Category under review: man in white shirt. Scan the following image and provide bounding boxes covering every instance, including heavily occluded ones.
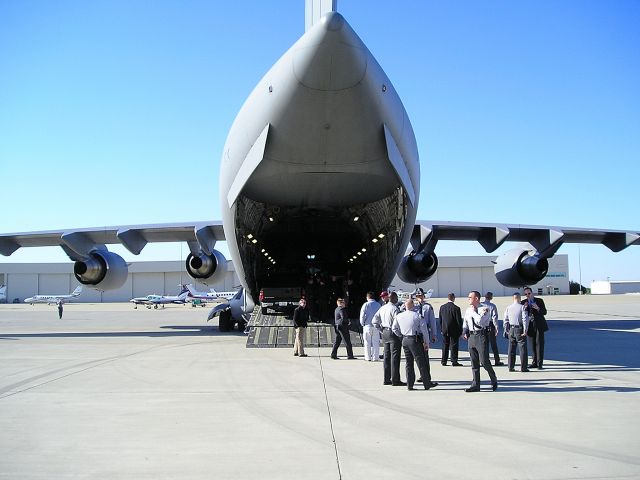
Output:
[392,299,438,391]
[372,291,405,386]
[462,291,498,392]
[360,291,381,361]
[503,293,529,372]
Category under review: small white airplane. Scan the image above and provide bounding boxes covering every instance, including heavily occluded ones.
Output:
[130,285,189,309]
[395,288,434,303]
[184,284,238,304]
[24,286,82,305]
[0,284,7,303]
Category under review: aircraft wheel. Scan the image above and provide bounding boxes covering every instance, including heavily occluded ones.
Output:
[154,304,158,309]
[219,310,232,332]
[236,319,246,331]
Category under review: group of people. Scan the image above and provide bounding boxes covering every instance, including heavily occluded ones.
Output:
[292,286,549,392]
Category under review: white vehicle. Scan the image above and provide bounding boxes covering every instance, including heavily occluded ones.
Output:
[24,286,82,305]
[1,3,638,332]
[130,286,189,309]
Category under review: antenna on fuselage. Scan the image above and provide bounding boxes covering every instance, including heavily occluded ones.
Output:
[305,0,337,32]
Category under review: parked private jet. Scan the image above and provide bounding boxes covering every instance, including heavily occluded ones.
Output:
[24,286,82,305]
[0,2,638,331]
[130,286,189,309]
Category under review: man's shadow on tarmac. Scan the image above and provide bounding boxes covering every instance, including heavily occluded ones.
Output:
[444,318,640,392]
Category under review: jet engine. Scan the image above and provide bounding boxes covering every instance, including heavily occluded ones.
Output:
[397,251,439,284]
[494,248,549,288]
[185,249,227,283]
[73,250,128,290]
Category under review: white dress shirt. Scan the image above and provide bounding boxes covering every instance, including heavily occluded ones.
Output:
[463,305,491,334]
[372,302,399,329]
[481,300,499,330]
[392,310,430,346]
[360,299,381,327]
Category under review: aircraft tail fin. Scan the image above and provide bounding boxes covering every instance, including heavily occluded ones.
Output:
[305,0,337,32]
[71,286,82,296]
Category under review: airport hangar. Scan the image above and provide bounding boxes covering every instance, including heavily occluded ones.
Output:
[0,254,569,303]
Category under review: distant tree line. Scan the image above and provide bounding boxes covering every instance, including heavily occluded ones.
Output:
[569,281,589,295]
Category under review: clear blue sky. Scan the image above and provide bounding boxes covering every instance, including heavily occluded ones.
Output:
[1,0,639,286]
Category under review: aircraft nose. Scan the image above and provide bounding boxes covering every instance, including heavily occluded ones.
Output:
[293,12,367,91]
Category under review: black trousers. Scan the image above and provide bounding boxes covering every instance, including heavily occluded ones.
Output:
[529,329,545,367]
[382,328,402,383]
[508,326,528,370]
[402,336,431,389]
[441,333,460,364]
[331,326,354,358]
[488,325,501,363]
[468,333,497,388]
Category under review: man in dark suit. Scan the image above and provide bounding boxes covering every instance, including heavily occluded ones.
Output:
[438,293,463,366]
[521,287,549,369]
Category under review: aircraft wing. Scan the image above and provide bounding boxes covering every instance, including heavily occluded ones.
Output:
[0,221,225,259]
[412,220,640,256]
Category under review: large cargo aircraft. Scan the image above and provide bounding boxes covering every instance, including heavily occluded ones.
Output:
[0,1,638,330]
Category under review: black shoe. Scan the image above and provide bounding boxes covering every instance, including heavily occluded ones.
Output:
[537,365,543,370]
[521,368,530,372]
[383,381,392,385]
[441,362,447,366]
[425,382,438,390]
[347,357,357,360]
[529,363,538,369]
[392,381,407,386]
[299,354,308,357]
[330,356,339,359]
[492,383,498,391]
[407,386,415,391]
[294,352,299,356]
[465,387,480,393]
[508,368,515,372]
[417,377,423,383]
[452,362,463,367]
[495,361,505,366]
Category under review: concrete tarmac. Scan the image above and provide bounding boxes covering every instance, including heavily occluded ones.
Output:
[1,295,639,479]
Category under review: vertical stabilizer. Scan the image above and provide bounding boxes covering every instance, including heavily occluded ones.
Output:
[305,0,337,32]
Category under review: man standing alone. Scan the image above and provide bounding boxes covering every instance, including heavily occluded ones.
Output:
[439,293,463,366]
[293,298,310,357]
[331,298,355,359]
[462,291,498,392]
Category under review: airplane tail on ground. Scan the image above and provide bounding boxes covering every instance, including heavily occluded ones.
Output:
[185,284,197,296]
[71,286,82,296]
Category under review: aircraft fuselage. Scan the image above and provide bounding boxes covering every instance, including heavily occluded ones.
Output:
[220,13,419,301]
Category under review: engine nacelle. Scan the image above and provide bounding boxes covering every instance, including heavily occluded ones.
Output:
[494,248,549,288]
[185,249,227,284]
[73,250,128,290]
[397,251,439,284]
